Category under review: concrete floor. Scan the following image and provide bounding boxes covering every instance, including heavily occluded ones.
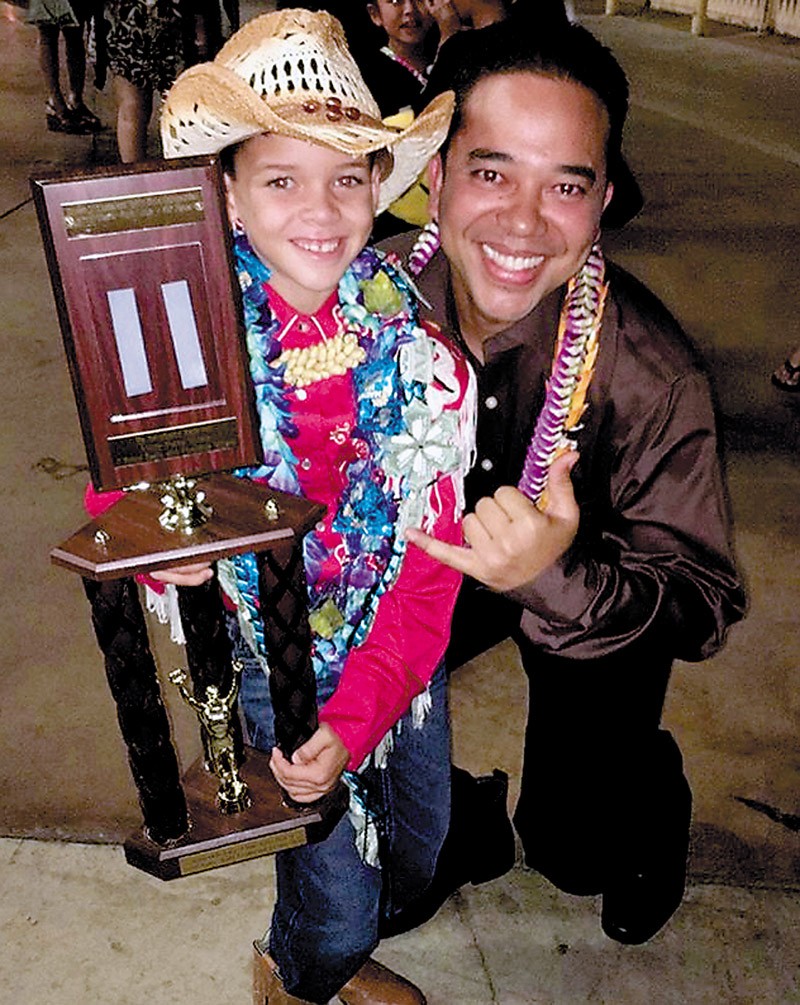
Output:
[1,1,799,1002]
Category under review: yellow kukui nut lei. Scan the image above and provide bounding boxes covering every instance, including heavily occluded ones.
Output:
[272,325,367,388]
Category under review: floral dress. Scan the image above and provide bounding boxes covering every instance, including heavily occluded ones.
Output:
[102,0,183,91]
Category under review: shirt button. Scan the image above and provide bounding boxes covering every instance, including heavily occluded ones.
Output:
[485,395,498,410]
[297,321,309,333]
[300,458,312,471]
[315,521,325,533]
[480,458,493,472]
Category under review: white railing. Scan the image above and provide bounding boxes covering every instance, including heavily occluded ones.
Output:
[605,0,800,36]
[774,0,800,35]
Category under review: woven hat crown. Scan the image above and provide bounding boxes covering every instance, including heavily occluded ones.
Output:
[222,10,381,118]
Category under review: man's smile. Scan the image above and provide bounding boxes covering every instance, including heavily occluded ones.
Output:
[480,243,546,274]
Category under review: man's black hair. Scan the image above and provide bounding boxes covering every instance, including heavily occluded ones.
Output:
[443,22,628,172]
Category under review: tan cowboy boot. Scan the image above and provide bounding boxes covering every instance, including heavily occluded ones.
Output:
[253,943,315,1005]
[338,958,426,1005]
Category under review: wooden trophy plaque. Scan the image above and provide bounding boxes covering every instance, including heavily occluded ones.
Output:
[32,159,345,879]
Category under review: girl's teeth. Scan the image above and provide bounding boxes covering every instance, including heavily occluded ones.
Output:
[298,240,338,253]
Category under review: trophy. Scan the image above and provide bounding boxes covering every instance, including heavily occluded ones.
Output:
[32,158,346,880]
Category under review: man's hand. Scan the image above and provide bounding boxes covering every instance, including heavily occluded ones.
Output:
[270,724,349,803]
[150,562,214,587]
[405,452,580,592]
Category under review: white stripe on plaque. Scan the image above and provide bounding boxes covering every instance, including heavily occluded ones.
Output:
[107,287,153,397]
[161,280,208,390]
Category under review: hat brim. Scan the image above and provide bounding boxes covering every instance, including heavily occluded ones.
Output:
[161,62,453,214]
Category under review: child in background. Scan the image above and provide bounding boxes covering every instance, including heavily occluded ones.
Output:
[158,10,472,1004]
[361,0,436,116]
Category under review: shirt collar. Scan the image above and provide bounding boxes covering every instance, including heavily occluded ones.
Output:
[267,284,340,334]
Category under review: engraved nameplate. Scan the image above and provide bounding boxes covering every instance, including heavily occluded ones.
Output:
[108,416,239,466]
[178,829,307,876]
[63,188,205,238]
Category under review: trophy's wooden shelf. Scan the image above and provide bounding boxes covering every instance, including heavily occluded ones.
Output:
[124,747,347,880]
[51,473,325,580]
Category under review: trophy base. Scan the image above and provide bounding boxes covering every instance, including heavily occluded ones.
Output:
[123,746,347,880]
[51,473,325,581]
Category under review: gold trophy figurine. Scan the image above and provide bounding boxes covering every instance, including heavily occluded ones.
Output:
[169,661,252,814]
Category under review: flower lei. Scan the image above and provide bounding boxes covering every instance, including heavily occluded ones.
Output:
[517,242,607,507]
[222,232,470,863]
[408,224,607,505]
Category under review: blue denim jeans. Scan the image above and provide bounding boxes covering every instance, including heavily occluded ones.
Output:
[233,623,451,1003]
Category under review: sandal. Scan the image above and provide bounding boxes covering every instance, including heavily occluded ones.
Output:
[66,102,103,132]
[45,100,87,135]
[771,357,800,392]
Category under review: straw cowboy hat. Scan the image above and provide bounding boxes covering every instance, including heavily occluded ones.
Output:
[160,9,454,214]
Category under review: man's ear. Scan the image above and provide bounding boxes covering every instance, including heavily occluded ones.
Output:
[366,3,383,28]
[602,180,614,214]
[427,152,443,222]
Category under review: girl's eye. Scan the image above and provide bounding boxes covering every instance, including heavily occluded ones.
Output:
[266,176,292,189]
[338,174,366,188]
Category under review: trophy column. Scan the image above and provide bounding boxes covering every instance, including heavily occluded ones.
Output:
[84,576,189,845]
[256,542,319,757]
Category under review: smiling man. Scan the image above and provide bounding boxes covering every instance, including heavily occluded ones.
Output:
[391,23,746,945]
[432,69,611,360]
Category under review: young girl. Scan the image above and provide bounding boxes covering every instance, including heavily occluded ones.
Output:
[158,11,472,1004]
[362,0,435,116]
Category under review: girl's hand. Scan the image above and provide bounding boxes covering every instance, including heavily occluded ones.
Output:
[270,724,349,802]
[150,562,214,586]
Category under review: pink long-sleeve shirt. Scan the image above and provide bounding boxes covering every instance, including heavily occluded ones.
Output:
[87,284,471,771]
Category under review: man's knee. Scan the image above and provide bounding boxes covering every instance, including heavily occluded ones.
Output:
[513,727,692,893]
